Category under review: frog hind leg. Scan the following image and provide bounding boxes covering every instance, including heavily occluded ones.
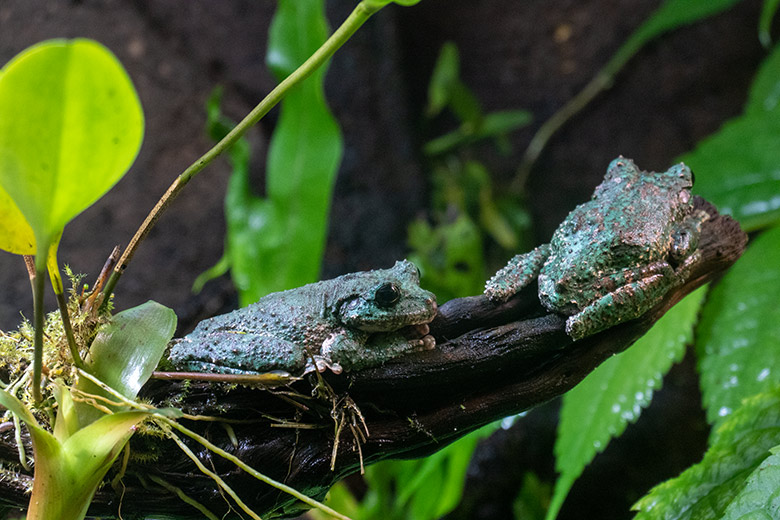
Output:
[565,270,674,340]
[485,244,551,302]
[170,333,308,375]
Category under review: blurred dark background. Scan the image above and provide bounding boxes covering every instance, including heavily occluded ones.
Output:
[0,1,768,518]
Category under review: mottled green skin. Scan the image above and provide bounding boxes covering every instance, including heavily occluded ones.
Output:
[485,157,707,339]
[170,260,437,375]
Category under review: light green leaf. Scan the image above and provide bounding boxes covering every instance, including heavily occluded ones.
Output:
[0,39,143,256]
[697,226,780,428]
[719,446,780,519]
[759,0,780,47]
[547,288,706,520]
[633,387,780,519]
[0,183,35,255]
[0,386,149,520]
[53,382,79,442]
[77,300,176,425]
[29,409,148,520]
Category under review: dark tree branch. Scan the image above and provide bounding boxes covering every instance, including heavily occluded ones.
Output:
[0,198,746,519]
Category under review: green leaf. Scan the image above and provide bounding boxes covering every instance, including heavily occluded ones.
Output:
[719,446,780,519]
[359,423,499,519]
[0,386,149,520]
[201,0,343,306]
[408,212,486,302]
[257,0,343,300]
[681,42,780,232]
[77,300,176,425]
[0,183,35,255]
[29,409,149,520]
[746,40,780,116]
[547,288,707,520]
[696,226,780,428]
[609,0,742,70]
[424,110,532,156]
[759,0,780,47]
[633,387,780,519]
[0,39,143,257]
[426,41,459,118]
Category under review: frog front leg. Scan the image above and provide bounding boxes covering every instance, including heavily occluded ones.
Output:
[565,265,676,340]
[485,244,551,303]
[320,330,436,374]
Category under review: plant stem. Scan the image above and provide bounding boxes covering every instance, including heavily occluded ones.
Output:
[100,0,383,304]
[31,267,45,404]
[54,291,86,371]
[512,72,612,194]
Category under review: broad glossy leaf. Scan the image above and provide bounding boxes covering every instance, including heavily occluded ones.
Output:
[242,0,342,302]
[633,388,780,519]
[720,446,780,519]
[0,183,34,254]
[547,288,706,520]
[681,42,780,232]
[697,227,780,428]
[77,300,176,425]
[0,39,143,252]
[683,115,780,232]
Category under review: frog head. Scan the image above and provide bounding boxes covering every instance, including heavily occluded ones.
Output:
[335,260,438,333]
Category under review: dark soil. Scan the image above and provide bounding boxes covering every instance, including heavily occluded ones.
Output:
[0,0,768,518]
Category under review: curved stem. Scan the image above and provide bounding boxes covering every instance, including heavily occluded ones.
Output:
[512,72,612,194]
[101,0,383,304]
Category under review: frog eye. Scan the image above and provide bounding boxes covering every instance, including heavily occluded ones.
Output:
[374,282,401,308]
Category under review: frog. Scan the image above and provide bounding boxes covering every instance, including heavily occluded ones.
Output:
[169,260,438,376]
[485,156,708,340]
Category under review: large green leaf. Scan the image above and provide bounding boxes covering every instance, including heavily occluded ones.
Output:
[76,300,176,425]
[633,387,780,519]
[682,42,780,232]
[0,39,143,256]
[255,0,343,301]
[547,288,706,520]
[696,227,780,428]
[719,446,780,519]
[198,0,343,306]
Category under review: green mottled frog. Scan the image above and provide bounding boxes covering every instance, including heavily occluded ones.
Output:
[170,260,437,375]
[485,157,707,339]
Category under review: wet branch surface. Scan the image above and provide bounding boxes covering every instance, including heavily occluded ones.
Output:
[0,198,747,519]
